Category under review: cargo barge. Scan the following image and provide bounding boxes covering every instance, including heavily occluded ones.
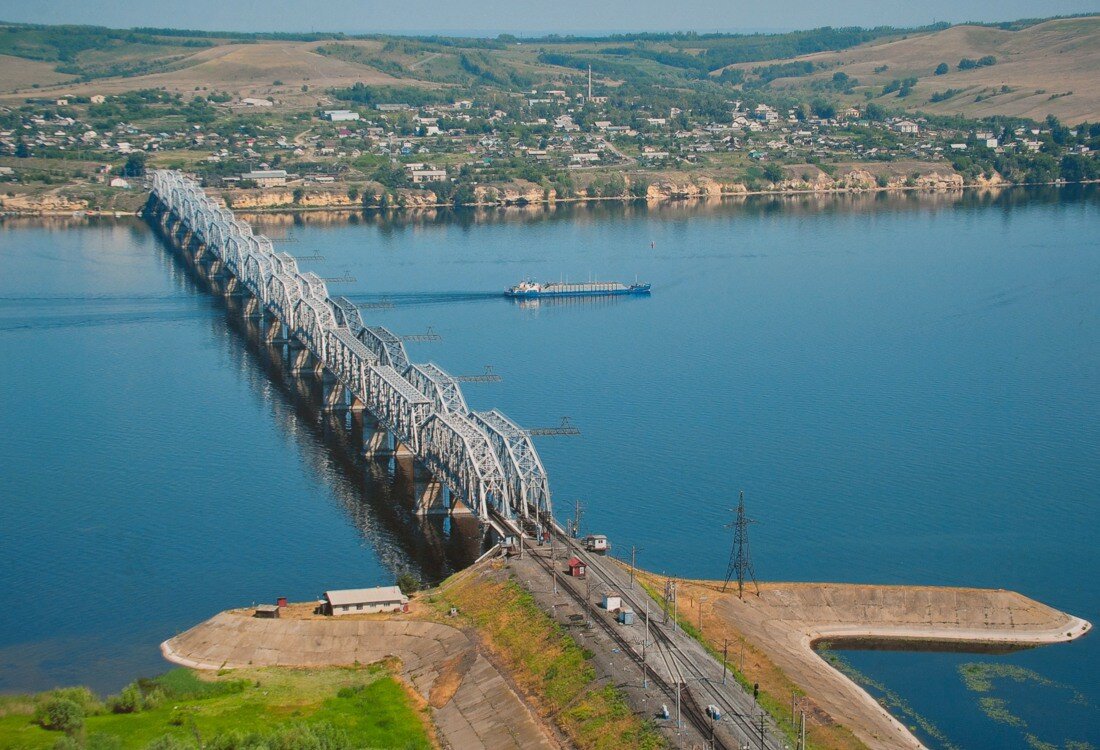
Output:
[505,279,651,298]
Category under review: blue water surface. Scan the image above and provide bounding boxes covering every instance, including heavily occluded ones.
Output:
[1,187,1097,749]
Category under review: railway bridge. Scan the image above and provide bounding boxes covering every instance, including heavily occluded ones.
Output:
[145,170,551,535]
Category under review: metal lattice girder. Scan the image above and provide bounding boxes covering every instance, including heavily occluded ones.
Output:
[298,271,330,303]
[418,411,511,518]
[357,326,410,373]
[265,272,303,329]
[293,295,337,361]
[368,365,432,452]
[242,250,275,303]
[405,362,469,415]
[271,252,299,277]
[326,328,378,398]
[471,409,553,520]
[330,296,365,333]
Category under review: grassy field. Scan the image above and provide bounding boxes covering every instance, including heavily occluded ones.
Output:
[0,665,434,750]
[435,562,666,750]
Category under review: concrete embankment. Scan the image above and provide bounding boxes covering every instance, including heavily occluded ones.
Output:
[672,579,1091,750]
[161,607,560,750]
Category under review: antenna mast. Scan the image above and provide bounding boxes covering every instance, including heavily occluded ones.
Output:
[588,64,592,100]
[723,490,759,599]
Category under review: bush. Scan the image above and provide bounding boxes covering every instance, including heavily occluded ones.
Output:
[934,62,949,75]
[107,684,143,713]
[37,697,84,734]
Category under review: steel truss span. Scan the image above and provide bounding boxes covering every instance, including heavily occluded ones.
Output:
[147,170,552,524]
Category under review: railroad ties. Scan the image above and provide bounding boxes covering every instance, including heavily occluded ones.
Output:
[145,170,551,532]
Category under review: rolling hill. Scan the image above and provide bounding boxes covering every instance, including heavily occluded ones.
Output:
[723,17,1100,123]
[1,16,1097,123]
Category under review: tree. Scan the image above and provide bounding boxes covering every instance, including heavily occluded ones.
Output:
[811,99,836,119]
[122,152,146,177]
[346,185,359,202]
[934,62,949,75]
[14,140,30,158]
[452,183,477,206]
[396,572,421,595]
[292,187,305,204]
[37,698,84,734]
[762,163,785,183]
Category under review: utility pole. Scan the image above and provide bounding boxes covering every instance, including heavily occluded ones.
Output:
[799,710,806,750]
[723,490,759,599]
[699,594,707,634]
[588,64,592,100]
[672,580,679,629]
[722,639,729,685]
[630,545,637,589]
[643,599,650,688]
[585,575,592,626]
[758,710,765,750]
[570,499,583,539]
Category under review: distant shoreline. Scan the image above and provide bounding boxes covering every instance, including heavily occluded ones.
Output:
[3,178,1096,218]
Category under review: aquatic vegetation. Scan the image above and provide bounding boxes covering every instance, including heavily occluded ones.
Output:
[816,649,960,750]
[976,697,1025,728]
[958,662,1095,750]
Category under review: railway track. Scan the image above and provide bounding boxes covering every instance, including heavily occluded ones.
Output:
[524,542,732,750]
[552,537,784,750]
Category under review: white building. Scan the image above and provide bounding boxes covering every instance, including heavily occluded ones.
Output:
[241,169,289,187]
[324,110,360,122]
[410,169,447,183]
[324,586,409,615]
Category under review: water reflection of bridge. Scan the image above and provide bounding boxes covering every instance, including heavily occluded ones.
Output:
[145,170,553,550]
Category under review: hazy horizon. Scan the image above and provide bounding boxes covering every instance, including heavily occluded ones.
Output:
[0,0,1098,36]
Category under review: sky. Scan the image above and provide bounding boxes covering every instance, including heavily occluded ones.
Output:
[0,0,1097,35]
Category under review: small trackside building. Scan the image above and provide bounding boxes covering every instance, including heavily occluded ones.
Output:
[324,586,409,615]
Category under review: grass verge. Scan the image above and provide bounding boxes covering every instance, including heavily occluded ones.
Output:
[433,561,666,750]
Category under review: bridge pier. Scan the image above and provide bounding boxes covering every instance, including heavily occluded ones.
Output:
[242,295,263,319]
[289,342,312,375]
[322,379,363,413]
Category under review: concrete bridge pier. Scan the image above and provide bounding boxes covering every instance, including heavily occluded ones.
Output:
[361,418,415,461]
[288,342,312,375]
[263,318,289,345]
[322,378,357,413]
[242,295,263,319]
[415,477,448,516]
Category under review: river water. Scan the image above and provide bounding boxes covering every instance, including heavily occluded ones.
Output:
[1,187,1097,749]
